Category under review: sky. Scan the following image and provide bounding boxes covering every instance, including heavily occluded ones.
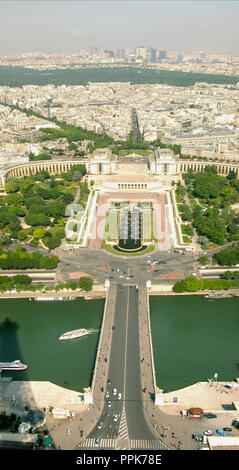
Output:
[0,1,239,54]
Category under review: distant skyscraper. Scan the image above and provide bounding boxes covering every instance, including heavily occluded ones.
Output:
[115,48,125,58]
[104,50,114,58]
[136,46,147,60]
[158,50,167,61]
[150,48,157,63]
[90,46,98,55]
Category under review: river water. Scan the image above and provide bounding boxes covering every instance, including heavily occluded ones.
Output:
[150,295,239,392]
[0,298,104,392]
[1,296,239,394]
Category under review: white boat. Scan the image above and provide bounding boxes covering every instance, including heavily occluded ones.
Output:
[0,360,27,371]
[59,328,96,341]
[33,296,76,302]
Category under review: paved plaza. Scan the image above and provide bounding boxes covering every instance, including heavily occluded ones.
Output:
[89,192,170,251]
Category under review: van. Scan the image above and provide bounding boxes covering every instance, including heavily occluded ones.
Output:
[202,435,208,445]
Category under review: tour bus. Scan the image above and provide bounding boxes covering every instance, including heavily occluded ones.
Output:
[187,407,204,419]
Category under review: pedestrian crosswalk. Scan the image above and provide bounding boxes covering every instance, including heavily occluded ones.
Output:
[128,439,168,450]
[77,438,168,450]
[77,438,115,449]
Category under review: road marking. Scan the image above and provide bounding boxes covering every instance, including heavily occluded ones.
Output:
[123,286,130,402]
[77,438,116,448]
[77,438,168,450]
[118,407,129,440]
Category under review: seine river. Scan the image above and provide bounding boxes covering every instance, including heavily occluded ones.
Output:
[0,298,104,392]
[150,295,239,392]
[0,295,239,393]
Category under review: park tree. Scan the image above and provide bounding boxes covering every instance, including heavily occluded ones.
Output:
[25,213,50,227]
[214,247,239,266]
[5,179,19,193]
[33,228,46,239]
[43,236,62,250]
[78,276,93,291]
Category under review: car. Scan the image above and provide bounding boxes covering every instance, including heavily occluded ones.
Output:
[97,421,103,430]
[223,427,232,432]
[107,401,112,408]
[105,390,110,399]
[113,388,117,396]
[192,433,203,441]
[204,413,217,419]
[107,378,111,385]
[232,420,239,428]
[118,392,122,400]
[216,429,226,436]
[94,438,100,447]
[203,430,213,435]
[113,413,119,422]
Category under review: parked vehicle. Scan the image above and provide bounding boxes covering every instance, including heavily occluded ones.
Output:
[187,407,204,418]
[223,427,232,432]
[192,433,203,441]
[204,413,217,419]
[203,430,212,435]
[216,429,226,436]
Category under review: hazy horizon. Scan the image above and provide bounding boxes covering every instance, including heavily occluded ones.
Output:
[0,1,239,55]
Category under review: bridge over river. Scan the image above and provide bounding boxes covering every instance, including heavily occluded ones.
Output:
[78,283,168,450]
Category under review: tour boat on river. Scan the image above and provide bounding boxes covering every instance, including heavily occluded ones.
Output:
[32,296,77,302]
[0,360,27,371]
[59,328,96,341]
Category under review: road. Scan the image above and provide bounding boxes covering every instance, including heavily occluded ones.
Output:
[86,285,156,447]
[58,248,196,286]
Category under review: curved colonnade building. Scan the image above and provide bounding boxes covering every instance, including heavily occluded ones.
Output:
[0,147,239,189]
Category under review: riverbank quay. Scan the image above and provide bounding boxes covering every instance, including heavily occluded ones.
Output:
[157,380,239,415]
[149,283,239,297]
[0,380,86,412]
[0,284,106,300]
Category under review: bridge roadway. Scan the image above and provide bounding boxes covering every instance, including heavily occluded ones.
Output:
[77,283,168,450]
